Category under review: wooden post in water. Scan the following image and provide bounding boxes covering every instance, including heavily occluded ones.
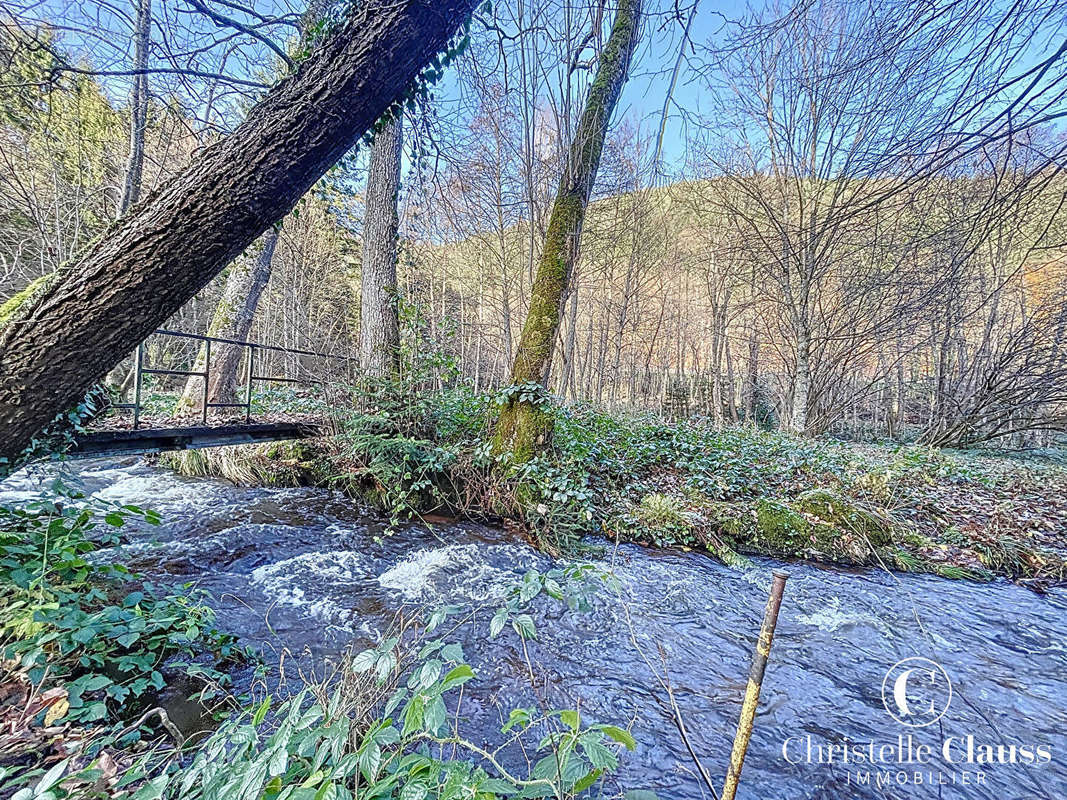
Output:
[722,569,789,800]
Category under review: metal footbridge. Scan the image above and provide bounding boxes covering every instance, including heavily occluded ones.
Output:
[69,328,350,457]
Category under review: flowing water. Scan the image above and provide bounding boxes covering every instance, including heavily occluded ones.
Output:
[3,458,1066,799]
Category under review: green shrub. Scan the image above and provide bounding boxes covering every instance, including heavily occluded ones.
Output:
[8,561,641,800]
[0,481,246,729]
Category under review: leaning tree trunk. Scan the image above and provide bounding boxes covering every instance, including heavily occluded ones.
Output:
[359,114,402,377]
[493,0,641,460]
[0,0,474,467]
[177,227,279,413]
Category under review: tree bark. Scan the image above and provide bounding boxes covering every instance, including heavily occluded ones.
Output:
[561,277,579,400]
[745,322,758,423]
[178,227,279,413]
[103,0,153,395]
[493,0,641,460]
[0,0,474,467]
[359,114,402,377]
[118,0,152,215]
[790,322,812,433]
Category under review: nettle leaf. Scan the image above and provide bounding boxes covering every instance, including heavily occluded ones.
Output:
[480,778,518,794]
[489,608,508,638]
[599,725,636,750]
[351,648,378,673]
[426,608,448,632]
[511,614,536,640]
[415,659,442,691]
[440,642,464,662]
[384,687,407,719]
[572,768,603,794]
[423,696,447,734]
[501,707,532,734]
[440,664,474,691]
[542,577,564,600]
[375,651,397,682]
[375,725,401,746]
[359,741,382,782]
[402,695,425,737]
[580,736,618,771]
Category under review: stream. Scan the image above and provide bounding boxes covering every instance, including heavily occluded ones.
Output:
[2,457,1065,799]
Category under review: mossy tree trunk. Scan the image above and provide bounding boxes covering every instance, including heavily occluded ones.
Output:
[0,0,475,467]
[177,227,279,413]
[359,114,402,378]
[493,0,642,461]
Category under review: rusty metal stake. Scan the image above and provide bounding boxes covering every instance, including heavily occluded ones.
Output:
[722,569,789,800]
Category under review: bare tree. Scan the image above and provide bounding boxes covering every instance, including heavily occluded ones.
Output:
[177,227,279,413]
[117,0,152,214]
[359,114,403,377]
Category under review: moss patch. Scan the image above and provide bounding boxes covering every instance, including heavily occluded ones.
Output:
[794,489,893,547]
[0,272,55,330]
[699,496,882,566]
[159,439,330,487]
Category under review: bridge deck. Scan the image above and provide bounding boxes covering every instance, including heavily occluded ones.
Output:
[69,422,323,458]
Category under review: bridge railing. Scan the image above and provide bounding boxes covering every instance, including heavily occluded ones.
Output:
[113,328,354,429]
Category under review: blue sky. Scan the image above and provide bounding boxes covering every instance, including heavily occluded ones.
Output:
[24,0,1065,176]
[26,0,741,167]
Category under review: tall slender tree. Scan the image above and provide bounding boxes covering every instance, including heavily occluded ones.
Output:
[0,0,476,467]
[493,0,642,459]
[117,0,152,214]
[359,114,403,376]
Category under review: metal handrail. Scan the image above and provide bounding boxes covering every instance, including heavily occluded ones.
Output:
[115,328,350,429]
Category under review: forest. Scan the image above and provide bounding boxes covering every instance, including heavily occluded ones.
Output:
[0,0,1066,798]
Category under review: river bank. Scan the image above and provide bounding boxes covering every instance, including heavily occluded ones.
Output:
[2,458,1066,798]
[160,392,1067,588]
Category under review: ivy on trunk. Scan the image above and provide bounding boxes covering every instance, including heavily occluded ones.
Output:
[0,0,475,468]
[493,0,642,461]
